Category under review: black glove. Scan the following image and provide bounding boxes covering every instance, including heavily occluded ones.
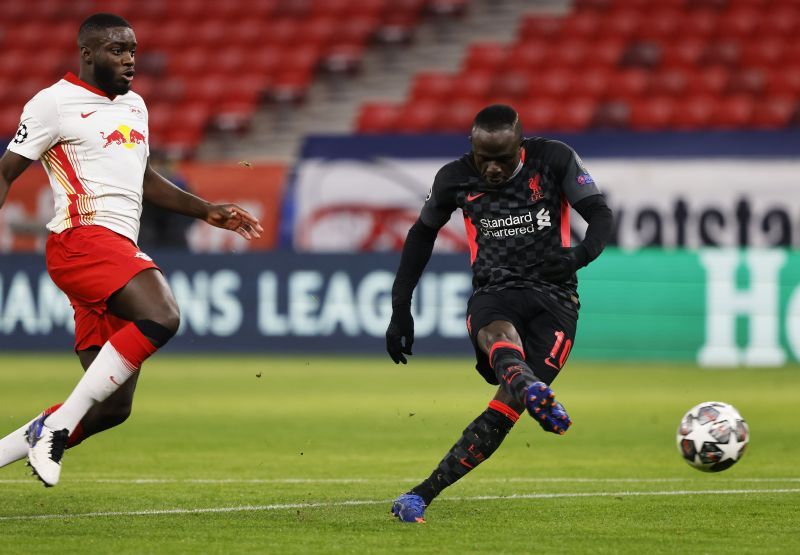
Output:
[538,246,587,283]
[386,305,414,364]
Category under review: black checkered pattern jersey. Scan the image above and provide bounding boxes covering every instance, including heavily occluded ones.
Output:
[420,137,602,313]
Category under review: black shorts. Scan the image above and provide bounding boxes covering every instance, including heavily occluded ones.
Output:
[466,288,578,386]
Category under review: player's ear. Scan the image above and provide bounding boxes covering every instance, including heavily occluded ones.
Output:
[80,46,93,65]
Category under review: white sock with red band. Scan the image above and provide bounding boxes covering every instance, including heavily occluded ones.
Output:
[45,323,157,434]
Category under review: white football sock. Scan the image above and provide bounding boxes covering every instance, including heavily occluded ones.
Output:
[45,342,137,434]
[0,420,32,467]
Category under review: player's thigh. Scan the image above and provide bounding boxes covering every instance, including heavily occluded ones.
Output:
[521,298,577,385]
[107,268,180,326]
[467,289,528,384]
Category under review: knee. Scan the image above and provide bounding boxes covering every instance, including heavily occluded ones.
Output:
[478,321,522,353]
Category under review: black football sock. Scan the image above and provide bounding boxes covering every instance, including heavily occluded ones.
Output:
[490,342,539,405]
[409,401,520,506]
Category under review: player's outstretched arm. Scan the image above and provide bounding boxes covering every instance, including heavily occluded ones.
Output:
[0,151,34,210]
[142,159,263,240]
[386,218,439,364]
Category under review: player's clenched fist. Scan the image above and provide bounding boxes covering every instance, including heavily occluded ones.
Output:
[386,306,414,364]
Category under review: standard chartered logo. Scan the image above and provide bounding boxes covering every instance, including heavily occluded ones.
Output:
[479,209,551,238]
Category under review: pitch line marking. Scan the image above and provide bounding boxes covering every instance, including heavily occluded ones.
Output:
[1,488,799,522]
[0,477,799,485]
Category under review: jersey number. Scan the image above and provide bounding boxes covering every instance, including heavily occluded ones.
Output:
[546,330,573,370]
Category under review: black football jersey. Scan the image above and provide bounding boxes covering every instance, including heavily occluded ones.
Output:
[420,137,602,312]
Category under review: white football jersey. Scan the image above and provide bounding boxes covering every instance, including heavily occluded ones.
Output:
[7,72,149,243]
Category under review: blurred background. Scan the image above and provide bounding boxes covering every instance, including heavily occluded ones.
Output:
[1,0,798,366]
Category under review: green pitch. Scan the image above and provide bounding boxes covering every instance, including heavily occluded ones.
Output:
[0,354,798,554]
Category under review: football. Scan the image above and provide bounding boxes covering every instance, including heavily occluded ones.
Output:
[676,402,749,472]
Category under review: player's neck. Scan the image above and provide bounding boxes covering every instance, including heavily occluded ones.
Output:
[76,70,114,98]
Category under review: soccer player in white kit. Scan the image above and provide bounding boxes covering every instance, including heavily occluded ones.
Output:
[0,13,263,486]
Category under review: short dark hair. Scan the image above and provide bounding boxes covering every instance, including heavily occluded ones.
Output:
[78,13,131,46]
[472,104,519,131]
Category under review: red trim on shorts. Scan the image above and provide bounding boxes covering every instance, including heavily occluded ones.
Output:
[463,215,479,265]
[561,197,571,247]
[488,400,521,423]
[64,72,116,100]
[109,322,158,370]
[489,341,525,366]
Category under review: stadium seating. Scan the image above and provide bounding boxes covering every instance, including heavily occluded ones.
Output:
[0,0,465,156]
[356,0,800,133]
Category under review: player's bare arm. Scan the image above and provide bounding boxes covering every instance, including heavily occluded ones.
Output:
[142,160,264,240]
[0,151,34,209]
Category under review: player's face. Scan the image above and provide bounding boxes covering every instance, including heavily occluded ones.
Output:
[470,128,522,187]
[90,27,137,96]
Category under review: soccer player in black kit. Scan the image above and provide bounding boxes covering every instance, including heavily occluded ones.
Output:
[386,105,613,522]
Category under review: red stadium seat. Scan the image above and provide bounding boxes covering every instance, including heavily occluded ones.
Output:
[168,47,209,77]
[751,96,797,129]
[304,17,338,49]
[591,39,626,67]
[701,41,741,67]
[672,95,716,130]
[739,38,786,69]
[634,8,682,40]
[660,38,706,68]
[686,66,730,97]
[517,16,565,41]
[766,65,800,97]
[395,101,441,133]
[546,39,592,69]
[620,41,661,69]
[251,47,284,75]
[712,95,755,128]
[717,7,760,40]
[613,69,651,100]
[591,100,630,129]
[356,102,401,133]
[410,72,457,102]
[650,68,689,98]
[518,99,559,132]
[534,68,574,98]
[463,43,508,72]
[727,68,767,96]
[680,9,719,38]
[556,97,596,132]
[452,71,494,102]
[493,70,530,99]
[757,6,800,37]
[602,9,641,39]
[438,99,483,132]
[562,13,602,37]
[508,41,551,71]
[629,96,677,130]
[574,67,613,100]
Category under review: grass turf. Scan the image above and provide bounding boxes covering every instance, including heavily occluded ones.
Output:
[0,354,798,554]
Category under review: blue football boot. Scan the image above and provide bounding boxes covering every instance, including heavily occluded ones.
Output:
[391,493,426,523]
[526,381,572,435]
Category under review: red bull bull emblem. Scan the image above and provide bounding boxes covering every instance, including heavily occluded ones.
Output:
[100,125,146,149]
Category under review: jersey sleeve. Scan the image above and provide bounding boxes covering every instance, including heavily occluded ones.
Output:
[559,144,602,205]
[6,89,60,160]
[419,163,460,229]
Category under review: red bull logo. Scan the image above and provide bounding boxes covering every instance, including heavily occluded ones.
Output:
[100,125,146,149]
